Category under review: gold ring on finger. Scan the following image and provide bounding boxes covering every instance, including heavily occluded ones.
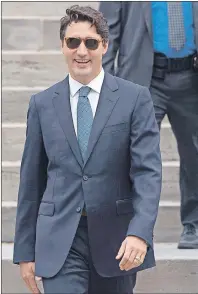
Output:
[134,256,143,264]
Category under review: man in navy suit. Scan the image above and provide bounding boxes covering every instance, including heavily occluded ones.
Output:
[13,5,162,294]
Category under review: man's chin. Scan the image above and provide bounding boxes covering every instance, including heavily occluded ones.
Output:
[73,68,92,77]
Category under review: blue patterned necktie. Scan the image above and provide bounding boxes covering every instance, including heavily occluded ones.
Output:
[77,86,93,161]
[167,2,185,51]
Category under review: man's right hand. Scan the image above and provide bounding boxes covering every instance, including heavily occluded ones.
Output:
[20,262,41,293]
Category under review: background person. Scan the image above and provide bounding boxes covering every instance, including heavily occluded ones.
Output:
[100,1,198,249]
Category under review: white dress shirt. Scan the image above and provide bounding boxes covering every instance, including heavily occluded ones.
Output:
[69,68,105,135]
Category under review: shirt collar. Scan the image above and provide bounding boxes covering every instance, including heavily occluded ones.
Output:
[69,68,105,97]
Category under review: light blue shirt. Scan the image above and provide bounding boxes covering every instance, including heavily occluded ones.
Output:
[151,1,196,57]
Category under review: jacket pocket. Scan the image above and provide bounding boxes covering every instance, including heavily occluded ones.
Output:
[116,198,133,215]
[102,123,129,134]
[38,202,55,216]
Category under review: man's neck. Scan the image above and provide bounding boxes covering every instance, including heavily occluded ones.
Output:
[70,69,102,85]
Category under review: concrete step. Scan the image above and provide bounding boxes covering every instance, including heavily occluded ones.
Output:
[2,1,99,17]
[2,243,198,293]
[2,204,182,243]
[2,89,32,123]
[2,19,61,51]
[2,165,179,202]
[2,125,179,162]
[2,53,67,87]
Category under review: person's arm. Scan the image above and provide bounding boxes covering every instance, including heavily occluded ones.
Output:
[99,1,122,74]
[127,86,162,247]
[13,95,48,264]
[116,86,162,271]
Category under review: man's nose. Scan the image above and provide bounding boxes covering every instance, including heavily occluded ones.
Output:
[77,41,88,56]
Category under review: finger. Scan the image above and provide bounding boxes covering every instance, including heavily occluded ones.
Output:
[28,276,41,293]
[23,275,40,294]
[35,276,42,281]
[123,250,138,271]
[119,248,133,269]
[126,251,146,271]
[139,252,146,264]
[30,263,41,292]
[134,251,146,265]
[116,241,126,260]
[23,276,33,293]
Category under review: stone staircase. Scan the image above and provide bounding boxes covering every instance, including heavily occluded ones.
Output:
[2,2,198,293]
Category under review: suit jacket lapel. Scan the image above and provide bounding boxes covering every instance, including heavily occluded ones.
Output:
[83,73,119,167]
[193,2,198,49]
[142,2,153,38]
[52,76,83,168]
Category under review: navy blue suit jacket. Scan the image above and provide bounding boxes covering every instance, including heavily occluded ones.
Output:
[13,73,162,278]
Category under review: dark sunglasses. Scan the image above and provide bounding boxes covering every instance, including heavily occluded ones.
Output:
[65,37,103,50]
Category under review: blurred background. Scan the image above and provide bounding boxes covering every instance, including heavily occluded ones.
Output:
[2,1,198,293]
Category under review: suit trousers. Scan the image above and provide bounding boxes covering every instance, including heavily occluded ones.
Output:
[42,216,137,294]
[150,69,198,227]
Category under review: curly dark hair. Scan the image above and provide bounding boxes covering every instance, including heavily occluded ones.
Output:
[60,5,109,44]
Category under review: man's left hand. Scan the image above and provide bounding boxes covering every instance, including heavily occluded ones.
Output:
[116,236,147,271]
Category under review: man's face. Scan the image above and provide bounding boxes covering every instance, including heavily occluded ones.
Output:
[62,21,108,84]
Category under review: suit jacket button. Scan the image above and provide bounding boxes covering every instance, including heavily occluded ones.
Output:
[83,175,88,181]
[76,207,81,213]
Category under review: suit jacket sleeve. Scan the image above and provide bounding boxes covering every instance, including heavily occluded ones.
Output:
[13,95,48,264]
[99,1,122,74]
[127,86,162,247]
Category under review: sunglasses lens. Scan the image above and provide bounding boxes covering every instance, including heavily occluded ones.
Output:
[85,39,99,50]
[66,38,81,49]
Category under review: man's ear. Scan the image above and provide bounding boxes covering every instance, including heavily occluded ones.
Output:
[60,40,64,53]
[102,41,109,55]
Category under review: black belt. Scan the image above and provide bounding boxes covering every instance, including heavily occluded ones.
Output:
[153,52,197,79]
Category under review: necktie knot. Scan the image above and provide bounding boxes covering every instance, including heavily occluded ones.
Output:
[79,86,91,97]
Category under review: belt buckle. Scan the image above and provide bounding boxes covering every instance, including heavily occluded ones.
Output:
[168,58,180,72]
